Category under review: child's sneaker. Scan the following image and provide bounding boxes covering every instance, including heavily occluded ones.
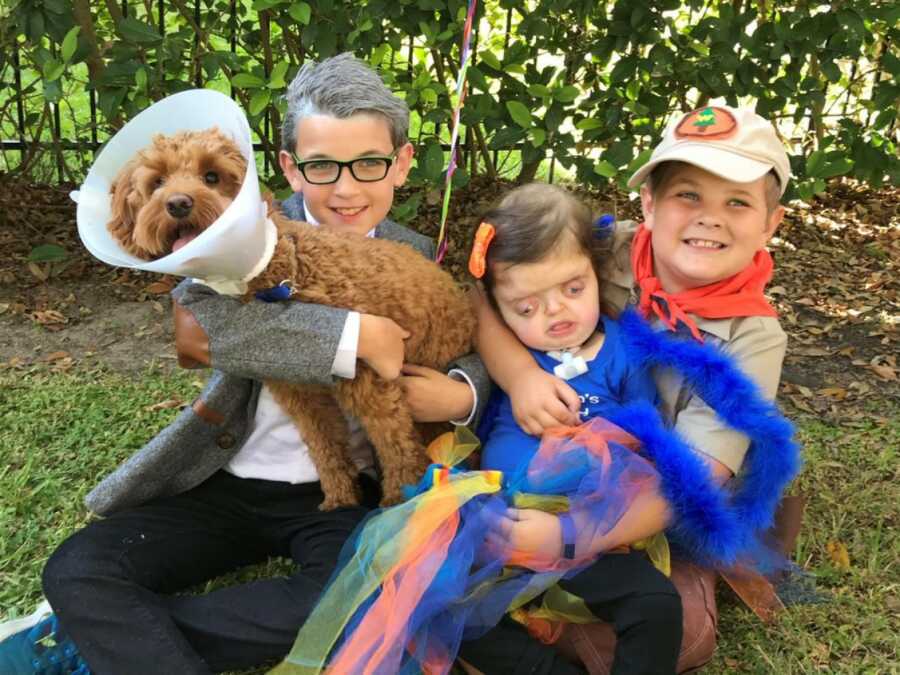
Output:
[0,600,53,642]
[0,612,90,674]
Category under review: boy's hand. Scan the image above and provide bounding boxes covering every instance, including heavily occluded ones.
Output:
[492,508,562,560]
[399,364,474,422]
[509,368,581,435]
[358,313,410,380]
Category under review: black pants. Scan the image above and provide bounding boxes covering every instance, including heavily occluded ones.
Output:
[42,471,369,675]
[459,551,683,675]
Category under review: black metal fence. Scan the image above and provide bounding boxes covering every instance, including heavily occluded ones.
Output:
[0,0,528,185]
[4,2,896,194]
[3,1,274,180]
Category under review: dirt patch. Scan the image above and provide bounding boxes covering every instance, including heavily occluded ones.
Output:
[0,179,178,371]
[0,281,175,372]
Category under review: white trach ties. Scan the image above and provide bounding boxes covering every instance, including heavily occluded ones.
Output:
[548,350,588,380]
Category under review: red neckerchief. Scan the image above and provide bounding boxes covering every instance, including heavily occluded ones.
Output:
[630,223,778,342]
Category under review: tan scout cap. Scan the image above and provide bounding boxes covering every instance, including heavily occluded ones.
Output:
[628,105,791,195]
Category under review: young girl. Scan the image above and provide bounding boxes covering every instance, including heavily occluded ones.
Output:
[460,183,682,675]
[274,183,797,675]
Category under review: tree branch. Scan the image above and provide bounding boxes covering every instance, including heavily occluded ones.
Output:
[72,0,106,83]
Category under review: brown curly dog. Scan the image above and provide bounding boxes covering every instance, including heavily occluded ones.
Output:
[106,128,475,508]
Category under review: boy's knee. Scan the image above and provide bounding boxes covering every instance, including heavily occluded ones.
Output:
[43,528,115,604]
[617,590,683,635]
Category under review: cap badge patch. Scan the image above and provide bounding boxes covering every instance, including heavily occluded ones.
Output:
[675,106,737,140]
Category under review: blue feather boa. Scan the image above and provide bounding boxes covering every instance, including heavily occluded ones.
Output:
[606,309,801,569]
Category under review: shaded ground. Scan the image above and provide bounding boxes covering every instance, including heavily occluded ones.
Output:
[1,176,897,418]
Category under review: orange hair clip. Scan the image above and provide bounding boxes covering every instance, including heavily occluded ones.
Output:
[468,221,495,279]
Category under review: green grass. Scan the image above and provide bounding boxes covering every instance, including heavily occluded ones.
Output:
[0,366,204,610]
[1,368,898,672]
[710,413,900,673]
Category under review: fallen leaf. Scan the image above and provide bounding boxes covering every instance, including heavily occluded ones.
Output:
[31,309,67,326]
[27,262,48,281]
[144,398,184,412]
[50,357,74,372]
[41,350,70,362]
[818,387,848,400]
[792,347,831,357]
[811,642,831,663]
[826,540,851,571]
[870,364,897,381]
[849,381,872,394]
[796,385,814,398]
[145,280,174,294]
[426,189,442,206]
[787,396,814,413]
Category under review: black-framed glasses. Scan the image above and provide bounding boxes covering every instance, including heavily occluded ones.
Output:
[291,151,397,185]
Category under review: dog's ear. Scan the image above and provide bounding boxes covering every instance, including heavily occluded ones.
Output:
[262,191,277,215]
[207,128,248,179]
[219,140,247,179]
[107,161,139,244]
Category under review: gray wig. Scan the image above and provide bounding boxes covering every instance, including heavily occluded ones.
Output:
[280,53,410,152]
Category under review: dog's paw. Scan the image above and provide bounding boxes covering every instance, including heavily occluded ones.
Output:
[378,487,403,507]
[318,493,360,511]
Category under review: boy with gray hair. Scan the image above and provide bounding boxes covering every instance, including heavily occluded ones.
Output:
[281,51,411,151]
[0,53,488,674]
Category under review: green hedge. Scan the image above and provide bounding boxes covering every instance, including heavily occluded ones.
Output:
[1,0,897,202]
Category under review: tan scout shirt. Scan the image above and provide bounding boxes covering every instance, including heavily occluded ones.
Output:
[600,220,787,474]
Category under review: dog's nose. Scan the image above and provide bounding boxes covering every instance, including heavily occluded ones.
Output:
[166,194,194,219]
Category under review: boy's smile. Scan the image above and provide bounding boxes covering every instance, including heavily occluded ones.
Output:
[280,114,413,236]
[492,247,601,353]
[640,165,784,293]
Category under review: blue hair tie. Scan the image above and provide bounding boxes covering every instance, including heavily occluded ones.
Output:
[593,214,615,238]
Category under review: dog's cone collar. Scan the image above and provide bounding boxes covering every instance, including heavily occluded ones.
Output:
[73,89,275,284]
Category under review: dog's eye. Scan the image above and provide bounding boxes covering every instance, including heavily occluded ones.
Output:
[204,171,219,185]
[152,177,164,190]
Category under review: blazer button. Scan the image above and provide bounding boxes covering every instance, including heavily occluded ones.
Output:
[216,432,236,449]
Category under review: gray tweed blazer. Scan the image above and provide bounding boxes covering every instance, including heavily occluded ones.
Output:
[85,193,490,515]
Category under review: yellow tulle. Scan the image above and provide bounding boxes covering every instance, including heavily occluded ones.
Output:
[512,492,571,513]
[632,531,671,577]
